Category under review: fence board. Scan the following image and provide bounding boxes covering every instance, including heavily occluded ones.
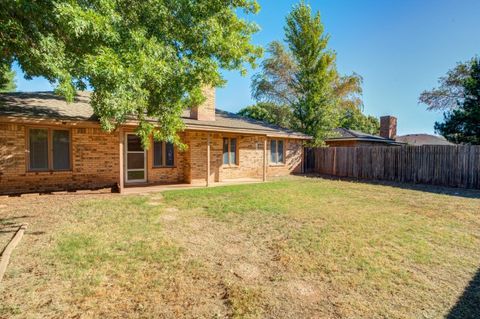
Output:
[306,146,480,189]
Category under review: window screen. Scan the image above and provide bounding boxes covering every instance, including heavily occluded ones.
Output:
[165,142,174,166]
[29,129,49,170]
[153,141,163,167]
[52,130,70,170]
[270,139,284,164]
[270,139,277,163]
[277,140,284,163]
[223,138,237,165]
[229,138,237,165]
[153,141,174,167]
[223,138,229,164]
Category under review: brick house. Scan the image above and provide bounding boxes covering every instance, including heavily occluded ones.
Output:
[0,88,310,195]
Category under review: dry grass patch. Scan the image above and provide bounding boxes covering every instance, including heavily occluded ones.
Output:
[0,177,479,318]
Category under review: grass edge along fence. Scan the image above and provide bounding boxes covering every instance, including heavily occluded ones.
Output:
[306,145,480,189]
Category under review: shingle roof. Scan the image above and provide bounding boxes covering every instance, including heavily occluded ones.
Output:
[0,91,310,139]
[326,128,405,145]
[396,134,454,146]
[0,91,96,121]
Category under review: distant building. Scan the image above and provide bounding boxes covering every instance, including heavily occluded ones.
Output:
[395,134,454,146]
[325,116,404,147]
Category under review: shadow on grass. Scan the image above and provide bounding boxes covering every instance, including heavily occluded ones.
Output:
[0,215,31,235]
[447,268,480,319]
[300,174,480,199]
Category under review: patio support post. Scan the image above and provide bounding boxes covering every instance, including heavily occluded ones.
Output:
[206,132,211,187]
[118,128,124,193]
[263,137,267,182]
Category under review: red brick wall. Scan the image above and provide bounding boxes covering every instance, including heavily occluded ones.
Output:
[0,123,119,194]
[0,121,306,194]
[183,131,304,184]
[146,133,186,184]
[215,134,263,181]
[267,138,304,177]
[189,87,216,121]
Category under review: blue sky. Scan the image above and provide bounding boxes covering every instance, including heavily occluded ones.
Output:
[12,0,480,135]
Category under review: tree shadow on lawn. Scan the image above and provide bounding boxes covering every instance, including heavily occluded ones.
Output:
[447,267,480,319]
[0,215,31,234]
[301,174,480,199]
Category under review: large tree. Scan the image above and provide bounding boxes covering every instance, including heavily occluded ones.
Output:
[284,2,337,144]
[338,108,380,135]
[245,3,373,144]
[434,58,480,144]
[419,61,472,111]
[238,102,295,128]
[0,0,262,147]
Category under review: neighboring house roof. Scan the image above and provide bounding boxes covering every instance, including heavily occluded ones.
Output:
[325,128,405,145]
[0,91,310,139]
[395,134,454,146]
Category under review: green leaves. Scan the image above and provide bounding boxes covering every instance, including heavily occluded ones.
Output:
[0,0,262,148]
[0,64,16,93]
[339,108,380,135]
[434,58,480,144]
[247,2,375,145]
[238,102,295,129]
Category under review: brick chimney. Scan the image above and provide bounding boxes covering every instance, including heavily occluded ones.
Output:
[380,116,397,139]
[190,86,216,121]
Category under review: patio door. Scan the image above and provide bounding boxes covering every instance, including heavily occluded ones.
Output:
[125,133,147,183]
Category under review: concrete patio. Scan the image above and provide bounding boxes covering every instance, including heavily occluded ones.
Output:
[121,177,264,195]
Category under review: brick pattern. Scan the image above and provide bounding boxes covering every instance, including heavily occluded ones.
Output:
[380,116,397,139]
[266,138,304,177]
[0,124,119,194]
[183,131,304,184]
[146,133,186,184]
[184,131,209,184]
[214,135,264,181]
[0,121,305,194]
[190,87,216,121]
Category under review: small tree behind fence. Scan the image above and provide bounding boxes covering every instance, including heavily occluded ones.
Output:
[306,145,480,189]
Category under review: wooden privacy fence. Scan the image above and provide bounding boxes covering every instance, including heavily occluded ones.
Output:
[306,145,480,189]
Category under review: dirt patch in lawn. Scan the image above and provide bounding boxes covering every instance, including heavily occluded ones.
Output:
[1,178,480,318]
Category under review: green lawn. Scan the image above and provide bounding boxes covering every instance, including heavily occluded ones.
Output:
[1,177,479,318]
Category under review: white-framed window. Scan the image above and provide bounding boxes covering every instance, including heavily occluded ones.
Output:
[223,138,238,165]
[270,139,284,164]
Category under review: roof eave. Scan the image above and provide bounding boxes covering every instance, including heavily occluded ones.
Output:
[326,137,406,145]
[184,123,311,139]
[0,115,312,139]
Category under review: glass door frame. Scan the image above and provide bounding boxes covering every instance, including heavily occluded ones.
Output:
[124,133,147,183]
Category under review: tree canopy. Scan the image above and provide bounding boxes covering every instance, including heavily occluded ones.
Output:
[284,2,338,144]
[338,108,379,135]
[419,61,472,111]
[0,65,16,93]
[434,58,480,144]
[242,2,376,144]
[1,0,262,147]
[238,102,295,129]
